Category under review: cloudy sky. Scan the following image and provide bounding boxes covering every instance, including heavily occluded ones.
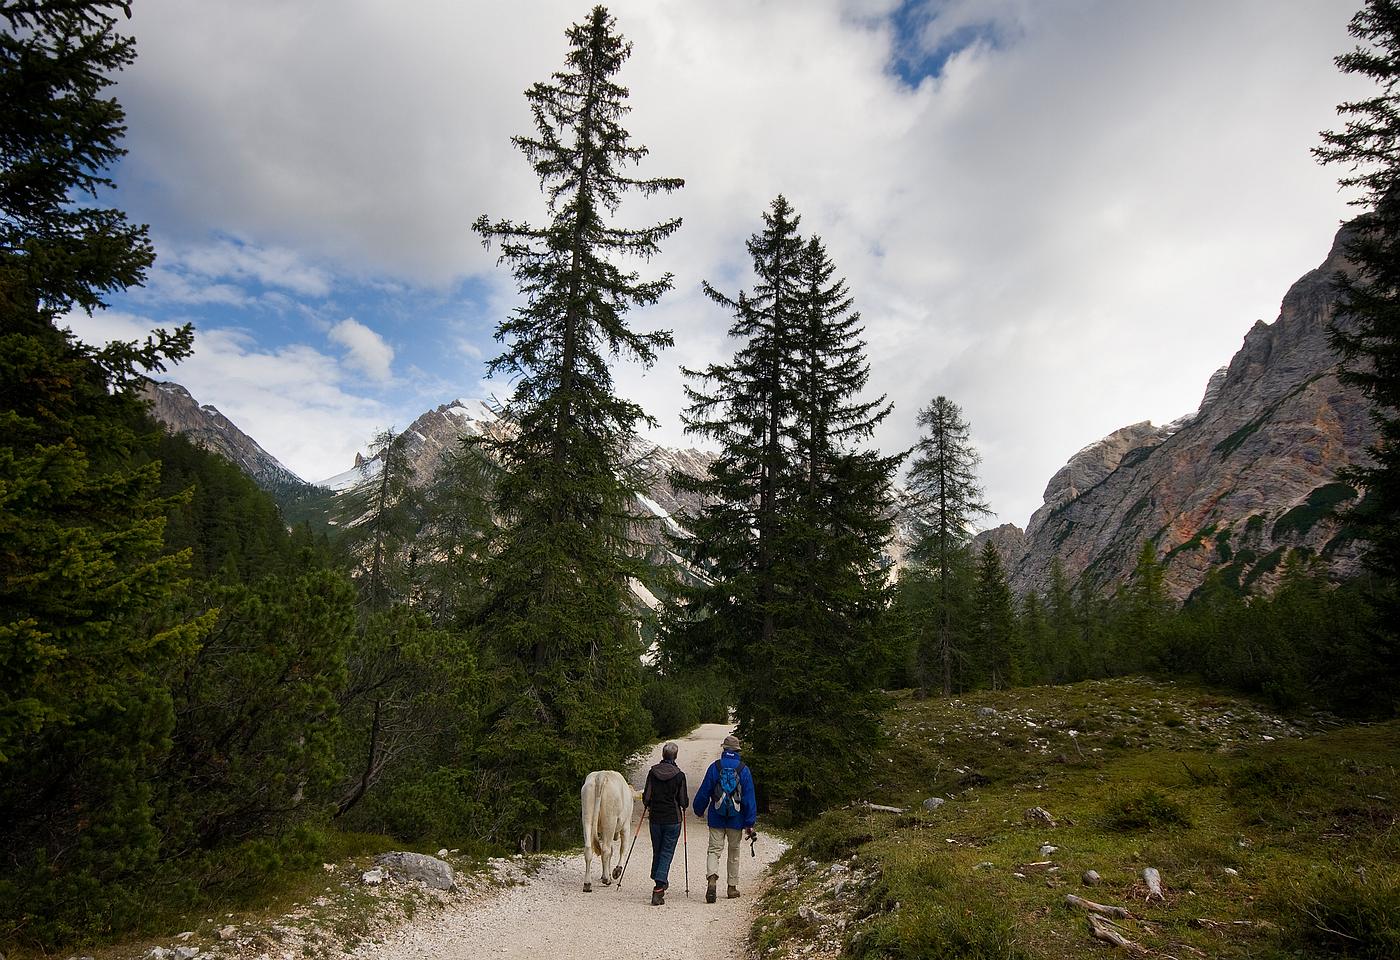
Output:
[66,0,1369,527]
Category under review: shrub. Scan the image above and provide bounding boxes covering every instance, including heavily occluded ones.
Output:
[1279,865,1400,959]
[1104,787,1192,830]
[796,809,875,861]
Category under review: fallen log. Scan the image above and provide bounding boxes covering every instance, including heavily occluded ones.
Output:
[1088,914,1149,956]
[860,802,907,814]
[1065,894,1135,920]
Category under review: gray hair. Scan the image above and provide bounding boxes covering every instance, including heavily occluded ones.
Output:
[662,742,679,761]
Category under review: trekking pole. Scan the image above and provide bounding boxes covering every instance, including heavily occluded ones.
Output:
[682,808,690,895]
[617,805,646,890]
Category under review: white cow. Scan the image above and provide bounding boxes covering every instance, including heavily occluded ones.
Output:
[580,770,634,892]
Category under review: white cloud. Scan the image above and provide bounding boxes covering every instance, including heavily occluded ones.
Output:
[62,311,408,483]
[109,0,1371,525]
[328,317,395,381]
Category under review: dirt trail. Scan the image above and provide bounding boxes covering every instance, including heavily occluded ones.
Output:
[345,723,785,959]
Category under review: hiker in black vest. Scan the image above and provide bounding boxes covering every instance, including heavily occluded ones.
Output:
[642,741,689,906]
[691,734,757,903]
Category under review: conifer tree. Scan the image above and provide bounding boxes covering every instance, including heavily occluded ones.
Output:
[674,200,901,811]
[1120,541,1169,670]
[906,396,989,695]
[470,5,681,841]
[973,540,1018,689]
[757,232,900,808]
[1315,0,1400,691]
[336,429,419,610]
[678,196,804,672]
[0,0,210,935]
[1018,589,1050,684]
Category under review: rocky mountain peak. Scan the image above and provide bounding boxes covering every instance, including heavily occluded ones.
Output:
[141,381,309,493]
[981,221,1374,602]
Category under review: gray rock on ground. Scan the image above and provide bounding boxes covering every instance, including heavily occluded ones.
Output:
[922,797,945,812]
[374,851,456,890]
[1082,869,1101,886]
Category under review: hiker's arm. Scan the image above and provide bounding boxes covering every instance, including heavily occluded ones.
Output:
[741,767,757,829]
[678,772,689,812]
[692,766,712,817]
[642,772,654,808]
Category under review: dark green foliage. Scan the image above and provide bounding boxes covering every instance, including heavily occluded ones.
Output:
[641,666,730,739]
[0,1,154,315]
[0,1,216,943]
[151,430,330,581]
[905,396,990,695]
[1316,0,1400,699]
[972,541,1020,689]
[158,572,353,855]
[1103,786,1192,831]
[470,5,680,844]
[1114,541,1169,671]
[671,198,898,817]
[333,605,475,821]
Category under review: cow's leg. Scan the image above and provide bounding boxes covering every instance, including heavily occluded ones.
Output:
[581,777,596,893]
[600,833,614,885]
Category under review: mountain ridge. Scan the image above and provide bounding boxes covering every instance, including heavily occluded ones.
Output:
[975,222,1375,601]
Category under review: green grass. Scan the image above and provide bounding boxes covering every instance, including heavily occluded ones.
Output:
[753,678,1400,960]
[4,830,482,960]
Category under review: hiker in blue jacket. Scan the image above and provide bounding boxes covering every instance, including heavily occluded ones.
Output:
[692,733,757,903]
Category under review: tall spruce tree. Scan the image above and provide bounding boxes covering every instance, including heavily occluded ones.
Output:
[675,203,900,811]
[1315,0,1400,704]
[0,0,211,936]
[674,196,804,675]
[905,396,990,695]
[763,233,900,808]
[973,540,1018,690]
[470,5,681,842]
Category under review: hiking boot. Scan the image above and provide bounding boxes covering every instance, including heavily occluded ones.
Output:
[651,887,664,906]
[727,885,741,899]
[705,874,718,903]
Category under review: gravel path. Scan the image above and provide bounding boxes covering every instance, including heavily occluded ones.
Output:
[346,723,786,959]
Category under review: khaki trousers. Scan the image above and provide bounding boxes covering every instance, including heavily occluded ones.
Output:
[706,826,742,887]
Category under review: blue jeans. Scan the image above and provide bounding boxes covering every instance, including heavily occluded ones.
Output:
[649,820,682,889]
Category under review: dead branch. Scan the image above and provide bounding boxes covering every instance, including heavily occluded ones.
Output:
[1088,914,1150,956]
[1188,917,1276,931]
[1065,894,1136,920]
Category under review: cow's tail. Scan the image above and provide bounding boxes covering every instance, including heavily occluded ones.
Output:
[589,783,606,857]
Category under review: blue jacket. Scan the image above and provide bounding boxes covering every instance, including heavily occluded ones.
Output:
[692,750,757,830]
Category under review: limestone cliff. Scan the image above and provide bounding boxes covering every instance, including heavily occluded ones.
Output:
[142,381,309,492]
[980,224,1375,601]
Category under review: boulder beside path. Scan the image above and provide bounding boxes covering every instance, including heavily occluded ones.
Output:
[374,851,456,890]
